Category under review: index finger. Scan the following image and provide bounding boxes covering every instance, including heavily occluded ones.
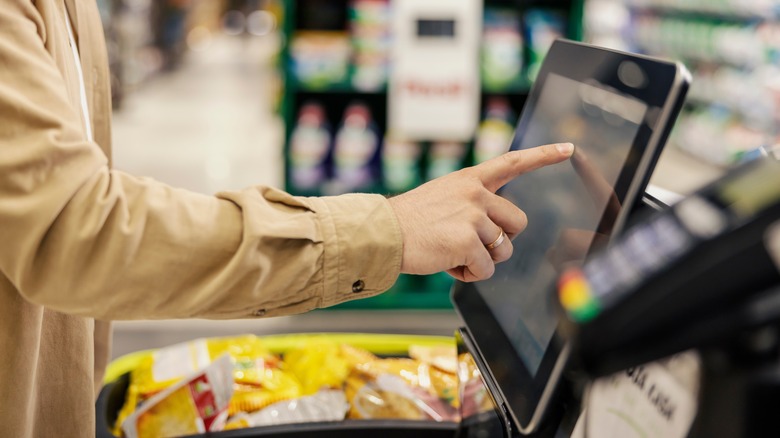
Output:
[476,143,574,193]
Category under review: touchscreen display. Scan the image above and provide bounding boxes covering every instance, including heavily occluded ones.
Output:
[477,73,648,375]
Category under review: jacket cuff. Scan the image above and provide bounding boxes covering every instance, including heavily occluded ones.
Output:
[305,194,403,308]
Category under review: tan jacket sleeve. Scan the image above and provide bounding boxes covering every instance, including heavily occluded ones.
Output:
[0,2,402,320]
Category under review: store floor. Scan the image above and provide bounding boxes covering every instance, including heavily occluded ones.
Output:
[109,35,459,359]
[112,35,284,194]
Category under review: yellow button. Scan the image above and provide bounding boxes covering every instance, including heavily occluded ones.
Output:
[560,280,590,310]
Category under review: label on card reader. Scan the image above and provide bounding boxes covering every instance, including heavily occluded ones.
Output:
[571,352,700,438]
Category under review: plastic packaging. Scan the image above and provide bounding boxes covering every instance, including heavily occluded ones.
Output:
[115,335,300,433]
[113,336,460,434]
[246,389,349,427]
[457,353,495,419]
[331,102,381,192]
[524,9,566,80]
[290,31,351,88]
[289,102,332,193]
[426,141,468,181]
[346,357,459,421]
[283,340,352,395]
[381,134,421,193]
[350,0,391,91]
[474,97,515,164]
[122,354,234,438]
[482,8,524,90]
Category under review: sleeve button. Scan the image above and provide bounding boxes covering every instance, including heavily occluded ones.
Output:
[253,309,266,317]
[352,280,365,293]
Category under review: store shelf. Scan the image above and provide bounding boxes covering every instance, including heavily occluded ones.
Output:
[291,82,378,94]
[481,77,532,94]
[626,0,779,20]
[586,0,779,169]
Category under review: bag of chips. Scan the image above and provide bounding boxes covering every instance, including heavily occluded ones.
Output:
[345,356,459,421]
[122,354,234,438]
[115,335,301,434]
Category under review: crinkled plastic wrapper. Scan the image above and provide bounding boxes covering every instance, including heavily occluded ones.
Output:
[283,340,352,395]
[458,352,496,418]
[345,351,459,421]
[122,354,234,438]
[115,335,301,435]
[114,337,460,435]
[225,389,349,429]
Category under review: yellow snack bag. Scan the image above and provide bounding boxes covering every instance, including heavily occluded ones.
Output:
[122,355,234,438]
[115,335,298,434]
[283,340,351,395]
[409,344,458,374]
[356,358,458,405]
[345,367,457,421]
[458,352,495,418]
[131,335,276,396]
[339,343,379,366]
[228,369,302,415]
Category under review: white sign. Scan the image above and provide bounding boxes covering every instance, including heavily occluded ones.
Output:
[388,0,482,141]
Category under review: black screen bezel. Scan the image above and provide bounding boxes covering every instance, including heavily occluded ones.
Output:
[451,39,688,431]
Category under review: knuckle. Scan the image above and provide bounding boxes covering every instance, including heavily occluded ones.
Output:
[516,209,529,233]
[482,260,496,279]
[464,184,484,203]
[459,236,477,255]
[502,242,514,261]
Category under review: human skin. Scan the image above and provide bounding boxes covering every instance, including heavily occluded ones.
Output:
[388,142,575,282]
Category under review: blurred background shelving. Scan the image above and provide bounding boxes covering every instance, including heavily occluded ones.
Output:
[584,0,780,184]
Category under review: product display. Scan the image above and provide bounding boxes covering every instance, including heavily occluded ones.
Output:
[331,102,382,193]
[290,31,352,88]
[474,97,516,164]
[524,9,567,81]
[110,336,459,436]
[481,8,524,91]
[426,142,469,181]
[381,134,422,193]
[289,102,332,193]
[289,101,383,195]
[350,0,392,91]
[584,0,780,166]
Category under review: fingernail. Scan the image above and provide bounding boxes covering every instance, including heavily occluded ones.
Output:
[556,143,574,155]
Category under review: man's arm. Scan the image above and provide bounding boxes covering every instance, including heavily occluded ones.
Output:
[0,2,401,320]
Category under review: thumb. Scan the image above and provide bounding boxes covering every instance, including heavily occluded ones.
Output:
[476,143,574,193]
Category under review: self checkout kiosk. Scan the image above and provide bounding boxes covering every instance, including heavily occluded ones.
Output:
[454,41,780,438]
